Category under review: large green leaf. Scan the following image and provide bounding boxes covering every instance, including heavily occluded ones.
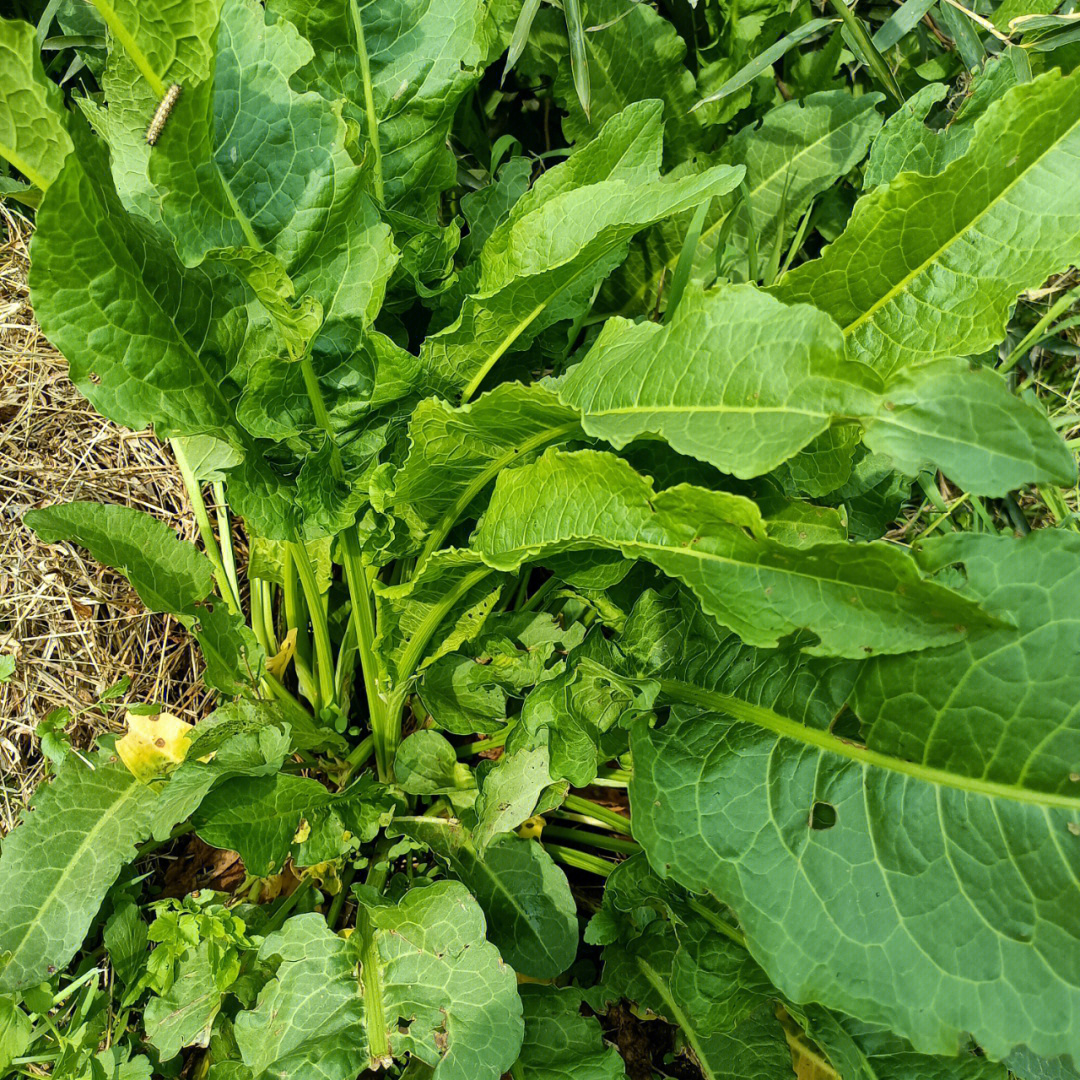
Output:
[87,0,221,222]
[598,90,883,319]
[628,538,1080,1062]
[473,449,996,657]
[0,17,74,189]
[561,284,1074,493]
[0,740,162,993]
[28,127,251,443]
[391,818,579,979]
[234,883,523,1079]
[775,70,1080,374]
[418,101,743,399]
[389,383,584,556]
[143,941,223,1061]
[514,985,628,1080]
[272,0,512,218]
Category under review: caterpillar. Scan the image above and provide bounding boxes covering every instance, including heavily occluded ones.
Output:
[145,84,182,146]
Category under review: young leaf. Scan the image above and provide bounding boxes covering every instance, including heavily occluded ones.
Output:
[418,101,743,400]
[391,818,579,979]
[0,17,74,189]
[143,941,223,1061]
[234,883,524,1079]
[775,70,1080,374]
[473,449,998,657]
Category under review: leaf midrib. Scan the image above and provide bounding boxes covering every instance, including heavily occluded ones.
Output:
[841,107,1080,340]
[0,773,146,988]
[658,678,1080,811]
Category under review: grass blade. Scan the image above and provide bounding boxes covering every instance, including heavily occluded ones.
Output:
[565,0,592,119]
[502,0,543,84]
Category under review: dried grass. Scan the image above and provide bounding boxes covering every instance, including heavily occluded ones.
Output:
[0,204,214,833]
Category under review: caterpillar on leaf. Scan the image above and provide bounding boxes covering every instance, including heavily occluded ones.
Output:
[146,84,182,145]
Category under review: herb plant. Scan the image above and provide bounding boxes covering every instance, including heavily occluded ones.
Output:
[2,0,1080,1078]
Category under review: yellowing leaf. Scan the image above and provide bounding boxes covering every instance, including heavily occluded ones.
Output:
[267,627,298,680]
[116,711,193,783]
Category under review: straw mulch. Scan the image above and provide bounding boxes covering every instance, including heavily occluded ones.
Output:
[0,204,214,833]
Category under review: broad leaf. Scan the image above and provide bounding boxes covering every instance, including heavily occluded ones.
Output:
[0,17,74,189]
[0,740,165,993]
[473,449,997,657]
[561,284,1075,492]
[775,70,1080,374]
[29,126,251,443]
[629,537,1080,1062]
[599,90,883,318]
[144,941,223,1060]
[391,818,579,979]
[234,883,523,1080]
[389,382,584,556]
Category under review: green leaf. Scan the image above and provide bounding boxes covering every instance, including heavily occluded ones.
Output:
[86,0,221,223]
[272,0,513,219]
[459,157,533,263]
[394,730,477,796]
[629,536,1080,1062]
[25,502,264,694]
[514,985,628,1080]
[0,17,73,189]
[474,744,561,849]
[0,998,33,1075]
[473,449,997,657]
[0,740,164,993]
[28,126,250,443]
[863,82,970,189]
[537,0,702,159]
[391,818,579,979]
[599,90,883,318]
[389,383,584,558]
[418,101,743,399]
[144,941,224,1061]
[192,773,389,875]
[25,502,212,613]
[561,284,1075,493]
[774,70,1080,374]
[234,883,523,1079]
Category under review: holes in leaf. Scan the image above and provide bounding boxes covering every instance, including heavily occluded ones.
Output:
[810,801,837,830]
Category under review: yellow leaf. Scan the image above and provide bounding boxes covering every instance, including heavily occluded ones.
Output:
[116,710,193,783]
[516,815,545,841]
[267,627,298,680]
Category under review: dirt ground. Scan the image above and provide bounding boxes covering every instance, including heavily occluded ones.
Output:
[0,204,213,834]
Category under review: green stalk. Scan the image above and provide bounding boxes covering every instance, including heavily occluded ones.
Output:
[339,734,375,787]
[519,573,559,613]
[212,481,241,607]
[357,902,391,1066]
[170,439,241,615]
[283,546,319,709]
[826,0,904,103]
[341,528,391,780]
[541,825,639,855]
[325,862,357,929]
[544,843,613,877]
[456,724,513,758]
[288,538,336,710]
[348,0,384,203]
[85,0,167,96]
[561,794,633,835]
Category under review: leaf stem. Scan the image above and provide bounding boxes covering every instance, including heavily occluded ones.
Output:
[348,0,384,203]
[341,528,391,780]
[170,439,242,615]
[541,825,638,855]
[212,481,241,606]
[288,539,336,710]
[543,843,612,877]
[562,794,633,835]
[85,0,167,96]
